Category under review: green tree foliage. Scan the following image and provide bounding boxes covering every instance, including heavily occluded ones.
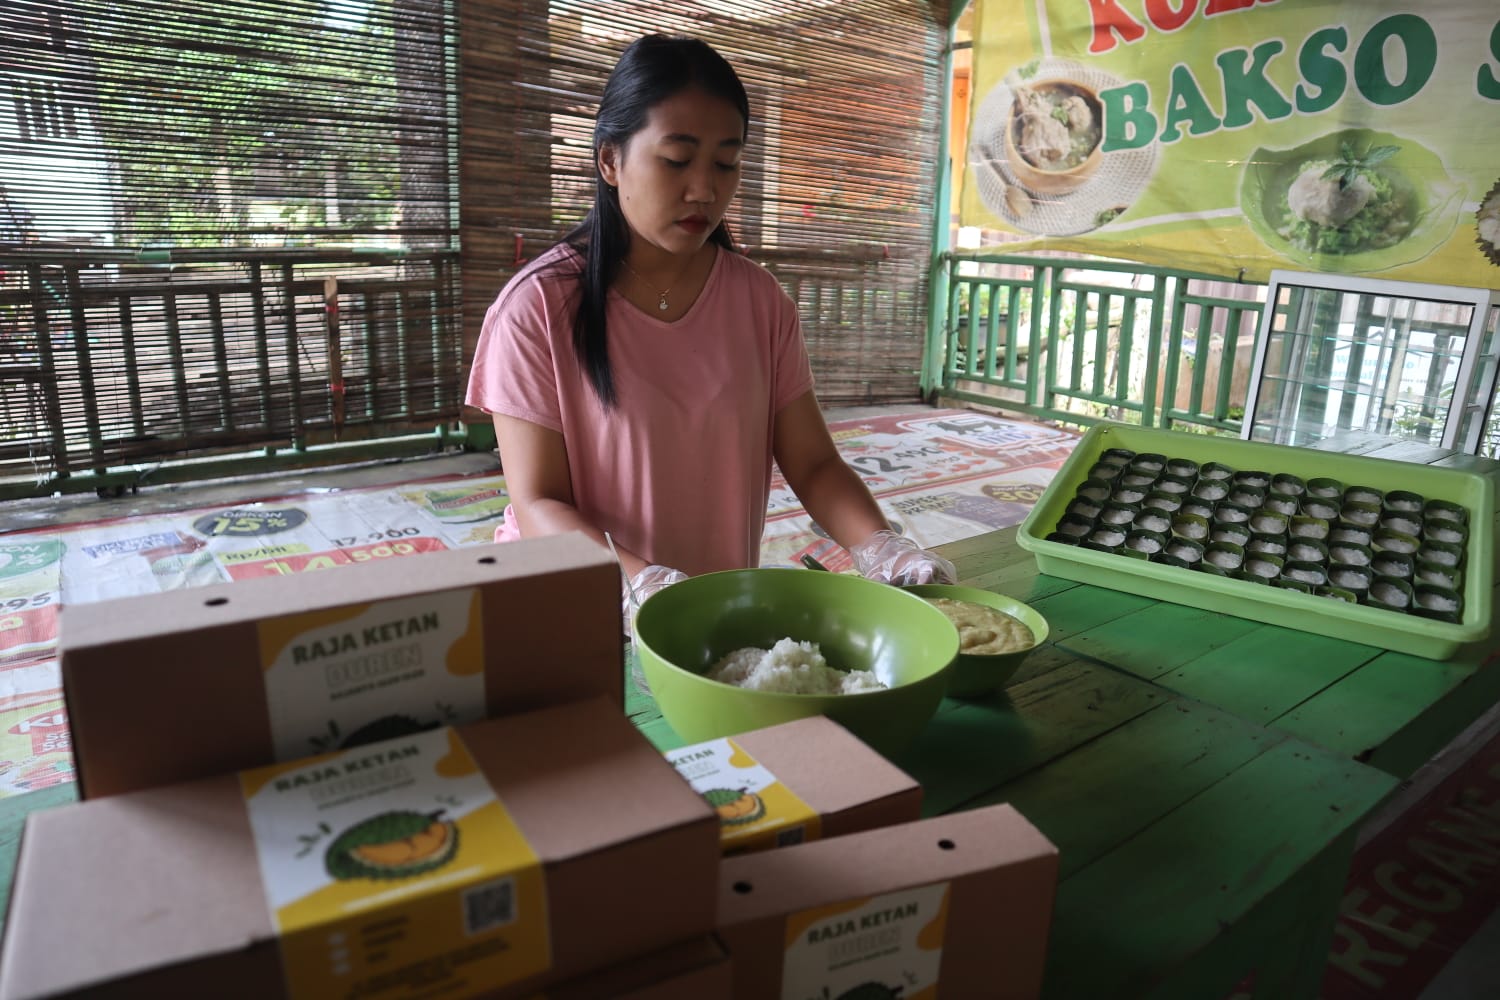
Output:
[78,0,453,249]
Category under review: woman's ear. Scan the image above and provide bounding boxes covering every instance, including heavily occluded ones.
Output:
[598,143,621,188]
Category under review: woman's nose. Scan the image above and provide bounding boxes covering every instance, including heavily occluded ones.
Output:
[685,164,717,204]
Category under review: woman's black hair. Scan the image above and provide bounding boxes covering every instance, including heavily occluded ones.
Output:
[561,34,750,408]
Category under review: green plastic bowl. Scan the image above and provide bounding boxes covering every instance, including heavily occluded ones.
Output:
[903,584,1049,699]
[634,568,959,756]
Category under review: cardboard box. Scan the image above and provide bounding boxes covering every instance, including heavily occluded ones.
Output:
[0,697,720,1000]
[666,716,922,853]
[60,531,623,798]
[716,803,1059,1000]
[533,936,732,999]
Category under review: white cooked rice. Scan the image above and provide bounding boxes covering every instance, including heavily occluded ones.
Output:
[706,637,887,695]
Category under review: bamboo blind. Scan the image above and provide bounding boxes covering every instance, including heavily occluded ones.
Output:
[1,1,463,467]
[459,1,949,408]
[3,0,947,474]
[0,0,459,250]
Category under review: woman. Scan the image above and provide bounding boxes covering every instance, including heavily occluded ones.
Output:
[466,33,954,614]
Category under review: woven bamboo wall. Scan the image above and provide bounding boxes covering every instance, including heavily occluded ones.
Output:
[458,2,948,414]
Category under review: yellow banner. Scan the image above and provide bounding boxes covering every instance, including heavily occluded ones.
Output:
[961,0,1500,285]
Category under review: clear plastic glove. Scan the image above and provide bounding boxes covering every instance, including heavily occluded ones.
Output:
[623,564,687,632]
[849,529,956,586]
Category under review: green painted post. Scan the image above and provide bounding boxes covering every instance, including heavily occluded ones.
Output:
[1218,306,1245,425]
[1146,278,1177,430]
[1095,290,1111,399]
[1189,304,1213,419]
[1117,291,1138,408]
[1033,264,1053,411]
[921,7,965,399]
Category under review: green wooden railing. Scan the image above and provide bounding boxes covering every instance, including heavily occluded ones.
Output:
[928,252,1268,437]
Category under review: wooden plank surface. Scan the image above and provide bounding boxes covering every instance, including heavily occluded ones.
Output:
[901,658,1164,816]
[969,697,1284,879]
[1041,739,1393,999]
[1028,584,1156,643]
[1150,626,1378,727]
[1274,647,1486,763]
[1061,602,1264,682]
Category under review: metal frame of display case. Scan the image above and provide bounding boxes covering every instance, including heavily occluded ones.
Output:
[1242,270,1500,454]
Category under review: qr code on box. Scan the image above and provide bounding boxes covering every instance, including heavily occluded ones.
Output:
[775,824,807,847]
[463,877,515,935]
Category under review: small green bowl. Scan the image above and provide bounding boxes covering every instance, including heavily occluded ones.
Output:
[634,569,959,756]
[902,584,1050,700]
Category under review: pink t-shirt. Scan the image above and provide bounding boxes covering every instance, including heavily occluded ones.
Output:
[466,243,814,576]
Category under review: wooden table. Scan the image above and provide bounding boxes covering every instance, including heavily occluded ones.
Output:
[678,432,1491,999]
[886,434,1494,997]
[9,427,1495,996]
[627,524,1403,999]
[1030,433,1500,781]
[0,522,1433,999]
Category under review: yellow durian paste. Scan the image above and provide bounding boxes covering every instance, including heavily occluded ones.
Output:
[925,597,1035,655]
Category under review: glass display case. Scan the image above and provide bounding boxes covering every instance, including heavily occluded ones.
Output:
[1242,271,1500,454]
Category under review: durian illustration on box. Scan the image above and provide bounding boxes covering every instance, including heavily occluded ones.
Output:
[323,810,460,881]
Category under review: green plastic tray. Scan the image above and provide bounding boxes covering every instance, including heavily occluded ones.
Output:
[1017,423,1494,660]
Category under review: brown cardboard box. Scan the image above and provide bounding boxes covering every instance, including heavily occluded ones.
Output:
[666,715,922,852]
[532,936,732,999]
[716,803,1059,1000]
[60,531,623,798]
[0,698,720,1000]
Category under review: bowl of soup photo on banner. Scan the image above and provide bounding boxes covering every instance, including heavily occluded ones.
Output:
[1240,127,1463,273]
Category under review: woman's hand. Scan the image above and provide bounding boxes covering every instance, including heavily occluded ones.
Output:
[850,529,957,586]
[770,394,955,586]
[624,564,688,632]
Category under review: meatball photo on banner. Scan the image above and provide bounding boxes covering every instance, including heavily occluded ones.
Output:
[960,0,1500,284]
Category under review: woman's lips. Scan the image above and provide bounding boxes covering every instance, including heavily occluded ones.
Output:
[676,217,709,234]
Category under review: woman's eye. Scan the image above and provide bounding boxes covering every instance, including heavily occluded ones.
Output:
[716,162,740,173]
[662,158,688,168]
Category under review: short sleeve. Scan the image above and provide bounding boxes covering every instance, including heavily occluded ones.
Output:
[770,282,815,411]
[465,264,568,434]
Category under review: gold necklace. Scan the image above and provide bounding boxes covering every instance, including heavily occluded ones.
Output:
[620,259,675,312]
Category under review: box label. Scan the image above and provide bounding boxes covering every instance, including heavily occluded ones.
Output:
[781,882,950,1000]
[666,737,822,852]
[258,589,486,761]
[241,727,550,999]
